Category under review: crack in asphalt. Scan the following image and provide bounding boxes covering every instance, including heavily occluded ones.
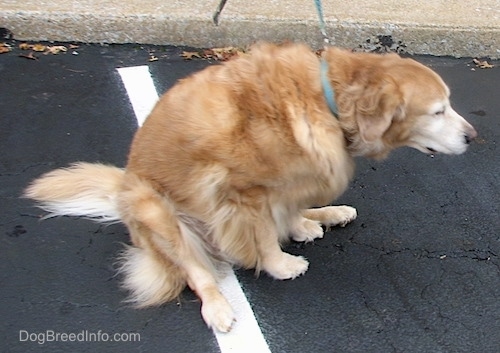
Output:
[348,238,499,270]
[350,237,499,351]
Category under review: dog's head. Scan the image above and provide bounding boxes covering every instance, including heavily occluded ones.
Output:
[326,49,477,159]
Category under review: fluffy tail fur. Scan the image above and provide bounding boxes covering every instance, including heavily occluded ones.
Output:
[24,162,187,306]
[24,162,124,222]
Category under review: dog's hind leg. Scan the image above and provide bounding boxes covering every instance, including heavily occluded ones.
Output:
[302,206,357,228]
[119,173,235,333]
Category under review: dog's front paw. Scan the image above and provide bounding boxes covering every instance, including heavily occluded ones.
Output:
[291,218,324,242]
[319,205,357,227]
[201,296,236,333]
[333,205,357,227]
[264,253,309,280]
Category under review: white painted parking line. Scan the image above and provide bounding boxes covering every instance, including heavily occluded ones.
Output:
[117,65,271,353]
[217,263,272,353]
[117,66,159,127]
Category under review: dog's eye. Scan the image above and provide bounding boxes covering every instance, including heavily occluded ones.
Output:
[434,109,445,116]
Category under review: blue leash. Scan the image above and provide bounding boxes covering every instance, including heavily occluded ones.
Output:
[314,0,339,118]
[314,0,339,117]
[314,0,330,46]
[320,58,339,117]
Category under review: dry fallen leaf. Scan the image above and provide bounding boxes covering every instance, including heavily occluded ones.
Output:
[217,47,241,60]
[0,43,11,54]
[45,45,68,54]
[19,43,31,50]
[32,43,46,52]
[202,49,215,58]
[202,46,244,61]
[19,52,38,60]
[69,44,79,49]
[148,54,158,62]
[181,51,201,60]
[473,58,494,69]
[212,46,235,55]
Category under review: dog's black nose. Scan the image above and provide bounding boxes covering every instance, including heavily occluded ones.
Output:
[464,125,478,144]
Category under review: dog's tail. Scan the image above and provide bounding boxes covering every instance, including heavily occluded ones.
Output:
[24,162,124,223]
[24,162,188,305]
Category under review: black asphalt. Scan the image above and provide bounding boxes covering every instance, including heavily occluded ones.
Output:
[1,43,499,353]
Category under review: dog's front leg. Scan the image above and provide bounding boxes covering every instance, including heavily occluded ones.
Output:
[289,216,324,242]
[257,219,309,279]
[301,205,357,228]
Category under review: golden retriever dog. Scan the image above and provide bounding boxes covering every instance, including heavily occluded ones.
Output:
[25,43,476,333]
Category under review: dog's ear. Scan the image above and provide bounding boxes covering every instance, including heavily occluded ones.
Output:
[355,79,405,143]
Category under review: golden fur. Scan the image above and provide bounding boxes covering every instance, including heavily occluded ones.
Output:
[25,42,476,333]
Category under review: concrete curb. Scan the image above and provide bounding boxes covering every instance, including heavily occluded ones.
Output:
[1,0,499,58]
